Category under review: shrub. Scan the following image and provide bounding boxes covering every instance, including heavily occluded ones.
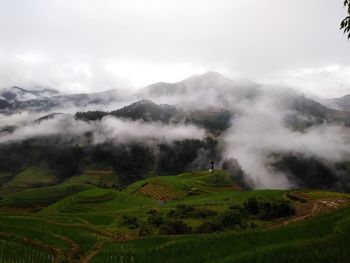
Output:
[243,197,260,215]
[218,210,243,227]
[196,221,223,233]
[146,208,161,216]
[193,208,217,219]
[229,204,247,215]
[176,204,195,216]
[121,215,139,229]
[243,197,295,220]
[147,214,164,227]
[187,187,200,196]
[138,225,153,236]
[260,200,295,220]
[160,219,192,235]
[167,204,195,219]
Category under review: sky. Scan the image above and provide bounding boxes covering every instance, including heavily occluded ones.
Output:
[0,0,349,97]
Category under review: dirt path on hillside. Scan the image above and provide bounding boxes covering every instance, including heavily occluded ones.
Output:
[54,234,80,262]
[280,192,349,226]
[20,236,64,263]
[80,242,103,263]
[45,219,115,239]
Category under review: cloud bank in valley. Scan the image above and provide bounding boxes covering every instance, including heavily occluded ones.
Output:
[223,95,350,189]
[0,115,206,144]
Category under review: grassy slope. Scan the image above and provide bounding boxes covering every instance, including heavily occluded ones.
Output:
[39,187,153,214]
[3,166,57,189]
[0,204,348,262]
[91,208,350,263]
[1,184,92,208]
[0,171,12,185]
[63,163,119,188]
[0,170,348,262]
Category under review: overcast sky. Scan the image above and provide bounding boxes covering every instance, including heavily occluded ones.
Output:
[0,0,349,97]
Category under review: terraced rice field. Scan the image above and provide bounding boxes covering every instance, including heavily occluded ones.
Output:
[3,167,57,190]
[40,187,152,214]
[0,170,348,262]
[1,184,92,208]
[64,169,118,188]
[0,238,53,263]
[89,208,350,263]
[138,183,187,201]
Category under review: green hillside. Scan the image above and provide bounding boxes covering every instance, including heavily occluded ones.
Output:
[64,169,119,188]
[2,166,58,190]
[1,184,92,208]
[0,170,348,262]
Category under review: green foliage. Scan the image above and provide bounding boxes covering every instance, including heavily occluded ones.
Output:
[0,167,348,262]
[174,204,195,217]
[192,208,217,219]
[243,197,295,220]
[243,196,260,215]
[121,215,139,229]
[139,224,153,236]
[47,146,85,178]
[341,0,350,39]
[146,208,161,216]
[272,154,349,191]
[195,221,223,233]
[218,209,243,227]
[91,208,350,263]
[147,213,164,227]
[160,219,192,235]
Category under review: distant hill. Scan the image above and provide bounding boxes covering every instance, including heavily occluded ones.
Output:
[111,99,178,122]
[0,86,60,102]
[0,87,124,112]
[138,71,261,106]
[1,73,350,130]
[75,99,232,134]
[330,94,350,112]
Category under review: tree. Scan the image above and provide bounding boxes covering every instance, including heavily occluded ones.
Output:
[341,0,350,39]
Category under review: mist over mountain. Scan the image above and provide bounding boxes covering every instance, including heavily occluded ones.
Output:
[1,2,350,260]
[329,94,350,112]
[0,87,127,113]
[1,72,350,192]
[0,86,60,102]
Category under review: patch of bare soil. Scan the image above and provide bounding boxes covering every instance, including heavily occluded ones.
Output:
[80,242,103,263]
[280,192,349,226]
[54,234,80,263]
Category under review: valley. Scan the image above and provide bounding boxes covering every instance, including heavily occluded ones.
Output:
[1,72,350,262]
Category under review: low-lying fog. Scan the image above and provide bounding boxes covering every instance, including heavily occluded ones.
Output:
[1,72,350,190]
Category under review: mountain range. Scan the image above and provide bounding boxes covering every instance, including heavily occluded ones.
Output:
[0,71,349,115]
[1,72,350,193]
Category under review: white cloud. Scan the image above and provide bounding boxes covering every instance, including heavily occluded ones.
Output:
[93,116,206,144]
[0,115,206,144]
[261,65,350,98]
[223,95,350,189]
[0,0,349,95]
